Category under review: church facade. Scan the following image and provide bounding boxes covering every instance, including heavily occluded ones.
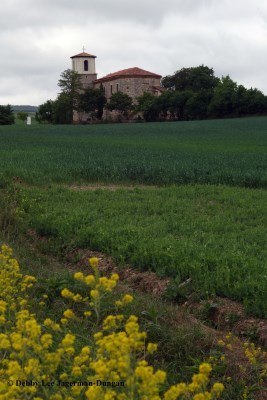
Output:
[71,51,163,122]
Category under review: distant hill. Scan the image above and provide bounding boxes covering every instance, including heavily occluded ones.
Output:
[12,105,38,113]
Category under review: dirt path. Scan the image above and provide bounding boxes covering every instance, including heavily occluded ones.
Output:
[67,183,159,191]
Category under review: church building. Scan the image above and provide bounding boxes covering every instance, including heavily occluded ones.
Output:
[71,51,163,122]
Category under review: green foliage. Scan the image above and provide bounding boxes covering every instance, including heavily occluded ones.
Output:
[17,111,28,122]
[0,105,15,125]
[208,76,238,118]
[136,92,161,121]
[57,68,82,111]
[135,92,161,122]
[11,184,267,318]
[52,93,73,124]
[162,65,219,92]
[35,100,54,123]
[158,66,267,122]
[79,87,106,120]
[107,91,133,117]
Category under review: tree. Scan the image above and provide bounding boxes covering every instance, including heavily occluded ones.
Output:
[208,76,238,118]
[35,100,54,123]
[107,92,133,118]
[17,112,28,122]
[244,88,267,115]
[136,93,160,121]
[58,69,82,112]
[162,66,219,93]
[185,90,213,120]
[0,105,15,125]
[171,90,193,120]
[52,94,73,124]
[79,87,106,120]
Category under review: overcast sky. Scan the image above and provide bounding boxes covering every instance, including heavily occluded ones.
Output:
[1,0,267,105]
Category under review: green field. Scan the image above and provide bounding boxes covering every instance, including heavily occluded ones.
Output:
[17,184,267,317]
[0,117,266,187]
[0,117,266,317]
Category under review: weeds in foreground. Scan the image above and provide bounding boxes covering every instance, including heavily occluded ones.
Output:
[0,245,266,399]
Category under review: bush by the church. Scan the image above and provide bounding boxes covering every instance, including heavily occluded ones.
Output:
[0,105,15,125]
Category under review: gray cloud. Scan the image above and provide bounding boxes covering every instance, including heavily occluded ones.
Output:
[1,0,267,105]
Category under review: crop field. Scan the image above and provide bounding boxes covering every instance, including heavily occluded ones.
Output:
[0,117,266,318]
[17,184,267,317]
[0,116,266,187]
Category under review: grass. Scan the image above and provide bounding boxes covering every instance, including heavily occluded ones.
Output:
[0,117,266,317]
[0,116,266,187]
[14,184,267,318]
[0,117,266,398]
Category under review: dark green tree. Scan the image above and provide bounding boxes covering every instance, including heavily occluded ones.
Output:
[35,100,54,123]
[244,88,267,115]
[208,76,238,118]
[171,90,193,120]
[0,105,15,125]
[136,93,159,121]
[52,94,73,124]
[185,90,213,120]
[79,87,106,120]
[162,66,219,92]
[107,92,133,118]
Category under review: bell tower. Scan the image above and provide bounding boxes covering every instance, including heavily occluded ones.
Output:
[71,49,97,89]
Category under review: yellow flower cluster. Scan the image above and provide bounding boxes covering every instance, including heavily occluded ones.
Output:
[243,342,266,366]
[0,247,226,400]
[67,259,120,322]
[216,332,267,391]
[164,363,224,400]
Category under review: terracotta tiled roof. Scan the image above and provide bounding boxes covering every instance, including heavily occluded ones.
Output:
[71,52,96,58]
[94,67,162,83]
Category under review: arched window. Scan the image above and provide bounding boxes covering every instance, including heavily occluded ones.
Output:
[84,60,88,71]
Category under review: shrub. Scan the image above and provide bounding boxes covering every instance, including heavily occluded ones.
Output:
[0,105,15,125]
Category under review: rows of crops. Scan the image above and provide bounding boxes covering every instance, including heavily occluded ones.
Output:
[0,117,266,188]
[17,184,267,317]
[1,117,266,318]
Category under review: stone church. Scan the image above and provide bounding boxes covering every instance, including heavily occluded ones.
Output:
[71,51,163,122]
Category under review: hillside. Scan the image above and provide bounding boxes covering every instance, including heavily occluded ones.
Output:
[11,105,38,112]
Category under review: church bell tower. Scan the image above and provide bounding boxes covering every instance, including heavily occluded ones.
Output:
[71,49,97,89]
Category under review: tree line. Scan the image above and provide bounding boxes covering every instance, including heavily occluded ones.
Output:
[37,66,267,124]
[138,66,267,121]
[1,65,267,125]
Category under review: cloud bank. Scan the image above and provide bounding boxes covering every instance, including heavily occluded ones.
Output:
[1,0,267,104]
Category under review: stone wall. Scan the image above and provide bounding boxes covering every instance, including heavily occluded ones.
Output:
[94,76,161,102]
[80,74,97,89]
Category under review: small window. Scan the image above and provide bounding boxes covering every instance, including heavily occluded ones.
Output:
[110,85,113,94]
[116,84,119,92]
[84,60,88,71]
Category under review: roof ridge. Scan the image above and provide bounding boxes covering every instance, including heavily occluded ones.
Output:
[94,66,161,83]
[71,52,96,58]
